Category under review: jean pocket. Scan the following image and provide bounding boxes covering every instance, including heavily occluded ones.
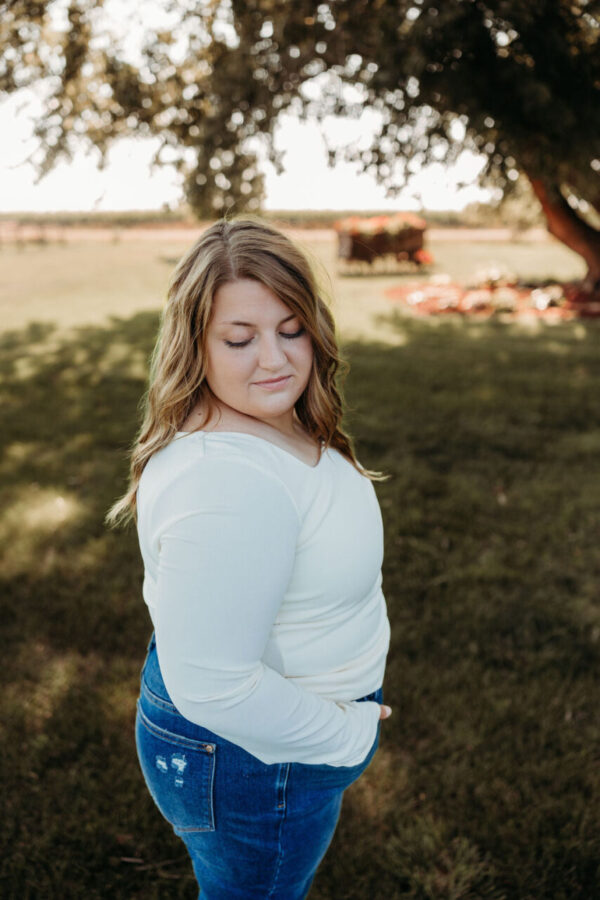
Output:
[135,702,216,834]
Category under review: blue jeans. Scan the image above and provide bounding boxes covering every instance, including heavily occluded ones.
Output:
[135,633,383,899]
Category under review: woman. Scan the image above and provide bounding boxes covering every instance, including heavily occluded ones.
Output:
[106,216,392,899]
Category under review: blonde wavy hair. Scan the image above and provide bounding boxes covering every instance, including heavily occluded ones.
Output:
[105,215,383,529]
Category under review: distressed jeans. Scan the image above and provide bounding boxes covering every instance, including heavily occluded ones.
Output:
[135,633,383,899]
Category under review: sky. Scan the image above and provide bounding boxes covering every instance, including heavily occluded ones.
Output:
[0,90,491,214]
[0,0,492,214]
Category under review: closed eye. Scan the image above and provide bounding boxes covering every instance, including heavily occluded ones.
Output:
[224,338,252,348]
[224,327,305,348]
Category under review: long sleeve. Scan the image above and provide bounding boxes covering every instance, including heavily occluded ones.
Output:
[152,456,381,767]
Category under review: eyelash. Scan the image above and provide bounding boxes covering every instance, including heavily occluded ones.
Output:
[224,327,305,348]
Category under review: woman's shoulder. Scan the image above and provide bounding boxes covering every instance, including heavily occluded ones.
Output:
[138,433,302,534]
[140,432,303,527]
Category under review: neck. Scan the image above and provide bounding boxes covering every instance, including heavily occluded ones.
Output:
[209,401,299,439]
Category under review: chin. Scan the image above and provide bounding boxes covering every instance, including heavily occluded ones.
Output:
[253,400,295,418]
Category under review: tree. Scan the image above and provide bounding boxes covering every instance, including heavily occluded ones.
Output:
[2,0,600,287]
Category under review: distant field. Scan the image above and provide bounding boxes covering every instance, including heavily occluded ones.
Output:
[0,228,585,338]
[0,206,538,229]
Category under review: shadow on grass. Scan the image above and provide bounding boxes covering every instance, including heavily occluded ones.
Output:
[1,311,600,898]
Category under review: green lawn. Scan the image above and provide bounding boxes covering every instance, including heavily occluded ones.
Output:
[1,234,598,898]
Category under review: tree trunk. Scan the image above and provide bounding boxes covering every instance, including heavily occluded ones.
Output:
[527,177,600,293]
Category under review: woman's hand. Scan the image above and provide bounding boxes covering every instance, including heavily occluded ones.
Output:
[379,705,392,720]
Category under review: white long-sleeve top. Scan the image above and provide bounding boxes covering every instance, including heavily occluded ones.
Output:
[135,430,391,767]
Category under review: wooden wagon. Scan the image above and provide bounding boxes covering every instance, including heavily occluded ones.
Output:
[334,212,432,272]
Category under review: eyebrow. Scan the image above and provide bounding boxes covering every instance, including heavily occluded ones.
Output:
[220,313,297,327]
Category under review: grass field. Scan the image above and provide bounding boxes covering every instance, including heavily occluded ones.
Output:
[1,232,598,898]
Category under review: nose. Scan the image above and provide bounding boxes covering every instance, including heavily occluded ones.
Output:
[257,333,288,371]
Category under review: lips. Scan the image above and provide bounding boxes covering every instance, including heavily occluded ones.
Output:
[254,376,291,385]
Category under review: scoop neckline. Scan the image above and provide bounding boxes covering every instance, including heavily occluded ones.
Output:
[174,429,326,470]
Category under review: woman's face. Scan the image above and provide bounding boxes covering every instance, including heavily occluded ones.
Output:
[204,279,314,429]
